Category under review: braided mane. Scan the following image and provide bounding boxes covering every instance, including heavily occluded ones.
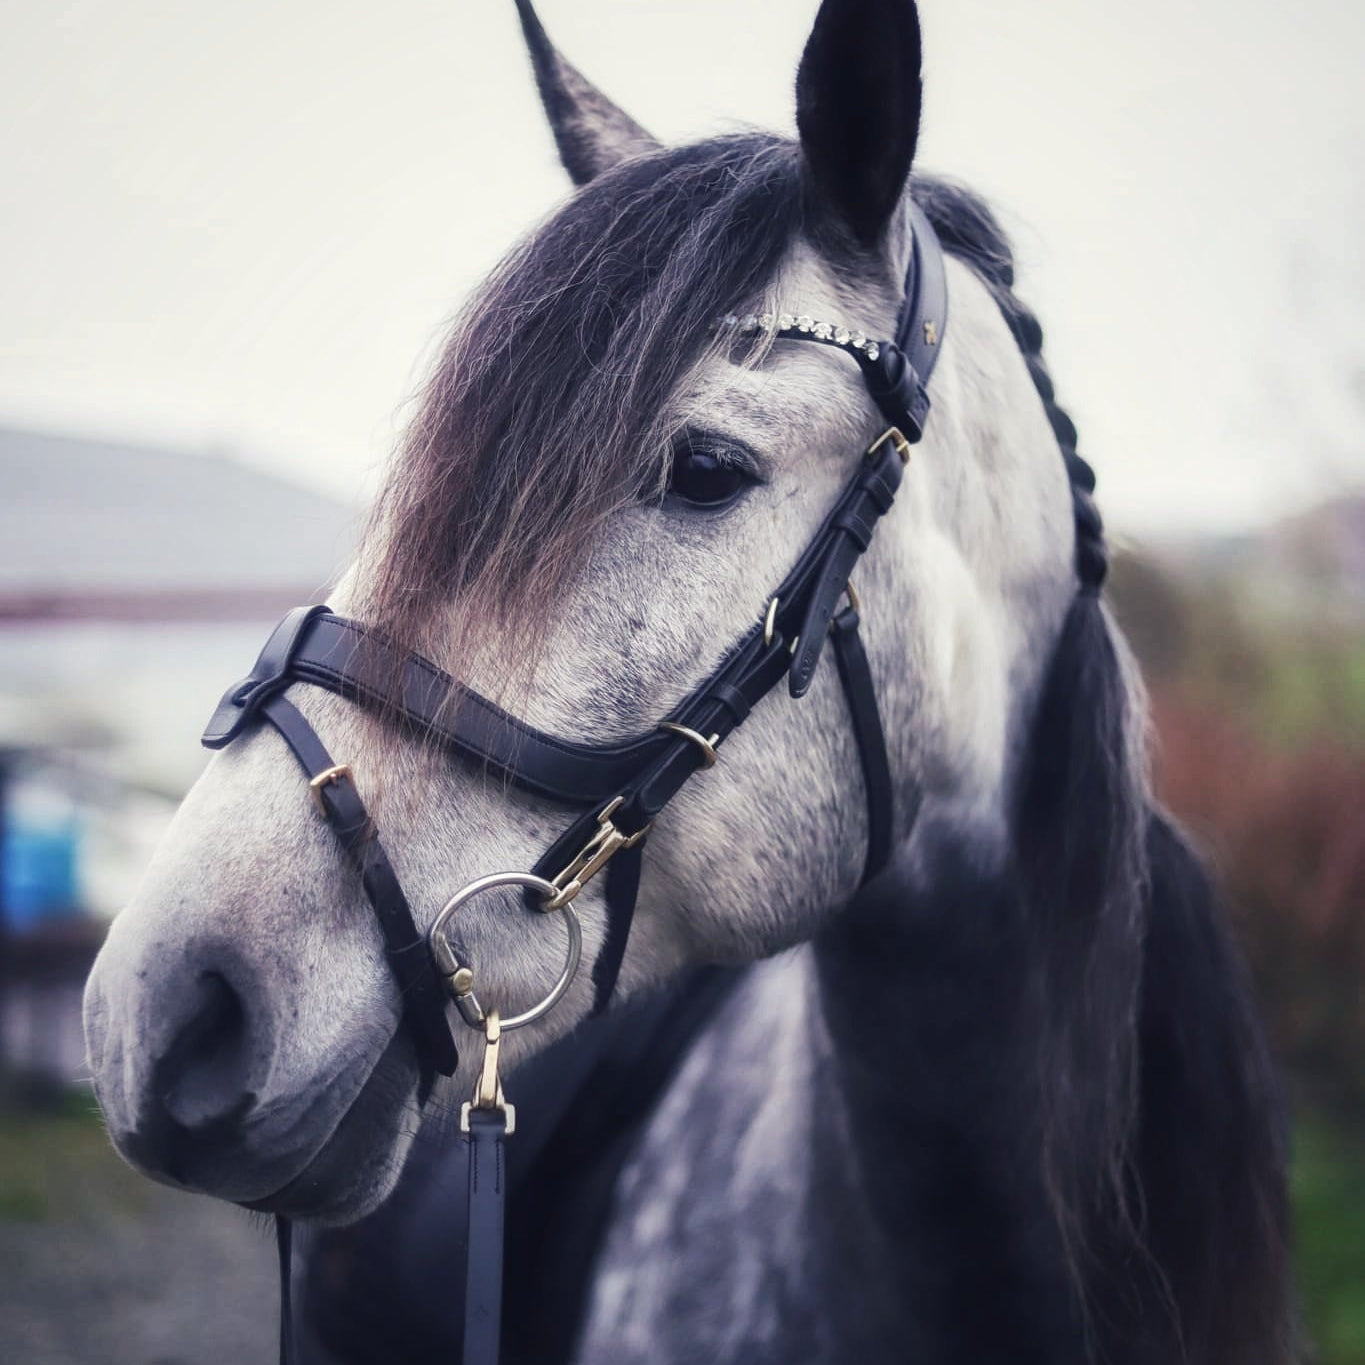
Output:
[915,178,1292,1363]
[912,175,1107,592]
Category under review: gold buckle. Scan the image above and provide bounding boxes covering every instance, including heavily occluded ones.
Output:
[308,763,353,814]
[868,426,912,464]
[657,722,720,768]
[763,596,780,647]
[543,796,649,911]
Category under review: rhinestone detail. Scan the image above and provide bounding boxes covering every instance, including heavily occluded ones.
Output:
[715,312,892,368]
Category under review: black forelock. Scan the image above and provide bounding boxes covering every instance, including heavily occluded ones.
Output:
[364,133,805,655]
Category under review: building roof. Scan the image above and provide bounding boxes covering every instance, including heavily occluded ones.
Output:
[1,426,359,616]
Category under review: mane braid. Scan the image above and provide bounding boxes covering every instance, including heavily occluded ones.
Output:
[911,175,1105,588]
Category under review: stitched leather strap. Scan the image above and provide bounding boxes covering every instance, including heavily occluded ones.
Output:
[462,1109,509,1365]
[204,444,906,806]
[259,694,461,1079]
[277,1216,296,1365]
[829,605,895,883]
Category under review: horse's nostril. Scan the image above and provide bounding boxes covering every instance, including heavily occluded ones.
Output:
[156,971,254,1130]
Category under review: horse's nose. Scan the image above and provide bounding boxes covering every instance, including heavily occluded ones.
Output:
[109,967,267,1190]
[154,970,255,1129]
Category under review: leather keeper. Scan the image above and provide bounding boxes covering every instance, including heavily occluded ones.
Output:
[202,604,330,748]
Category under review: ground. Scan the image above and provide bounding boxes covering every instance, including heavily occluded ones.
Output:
[0,1096,275,1365]
[3,1089,1363,1364]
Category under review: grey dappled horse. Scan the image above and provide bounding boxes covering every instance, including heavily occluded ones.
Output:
[84,1,1295,1361]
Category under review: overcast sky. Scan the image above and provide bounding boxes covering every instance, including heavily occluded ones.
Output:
[3,0,1363,536]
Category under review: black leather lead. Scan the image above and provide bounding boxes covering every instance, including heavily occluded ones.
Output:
[276,1216,296,1365]
[461,1110,510,1365]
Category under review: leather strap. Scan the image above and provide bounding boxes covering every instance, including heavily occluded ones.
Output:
[462,1110,510,1365]
[829,605,894,883]
[276,1216,296,1365]
[203,438,906,805]
[589,843,644,1012]
[789,444,902,698]
[898,200,949,387]
[258,694,461,1079]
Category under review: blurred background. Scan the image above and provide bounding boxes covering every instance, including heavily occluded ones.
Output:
[1,1,1361,1361]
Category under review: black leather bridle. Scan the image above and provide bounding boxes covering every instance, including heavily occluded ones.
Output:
[203,201,948,1365]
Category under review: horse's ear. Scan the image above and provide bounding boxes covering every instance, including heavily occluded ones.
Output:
[796,0,923,246]
[513,0,661,186]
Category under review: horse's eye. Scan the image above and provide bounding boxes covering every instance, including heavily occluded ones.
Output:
[667,444,752,509]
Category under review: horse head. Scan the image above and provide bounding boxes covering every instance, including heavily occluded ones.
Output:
[87,0,1091,1225]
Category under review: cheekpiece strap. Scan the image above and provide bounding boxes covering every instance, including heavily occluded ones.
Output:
[257,693,461,1079]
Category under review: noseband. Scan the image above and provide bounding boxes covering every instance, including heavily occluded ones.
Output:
[202,202,947,1365]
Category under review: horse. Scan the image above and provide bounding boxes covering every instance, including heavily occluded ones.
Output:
[83,1,1296,1361]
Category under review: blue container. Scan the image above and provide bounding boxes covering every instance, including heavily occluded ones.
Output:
[2,821,81,929]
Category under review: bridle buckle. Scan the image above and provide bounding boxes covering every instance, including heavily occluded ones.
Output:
[308,763,353,814]
[867,426,913,464]
[543,796,649,911]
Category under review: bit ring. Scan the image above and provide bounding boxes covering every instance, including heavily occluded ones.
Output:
[427,871,582,1031]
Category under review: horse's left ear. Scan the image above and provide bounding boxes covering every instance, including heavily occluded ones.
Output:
[796,0,923,246]
[514,0,661,186]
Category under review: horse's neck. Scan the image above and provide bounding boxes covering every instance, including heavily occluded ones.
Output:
[576,848,1078,1364]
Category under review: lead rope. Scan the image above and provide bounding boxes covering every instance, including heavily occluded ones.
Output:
[460,1011,511,1365]
[276,1216,296,1365]
[271,1044,510,1365]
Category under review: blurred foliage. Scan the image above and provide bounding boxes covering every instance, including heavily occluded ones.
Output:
[1111,536,1365,1365]
[1295,1117,1365,1365]
[1109,544,1365,1118]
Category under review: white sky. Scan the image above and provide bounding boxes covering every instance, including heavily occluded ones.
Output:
[3,0,1363,537]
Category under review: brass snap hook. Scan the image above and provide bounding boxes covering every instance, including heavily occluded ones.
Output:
[461,1008,516,1134]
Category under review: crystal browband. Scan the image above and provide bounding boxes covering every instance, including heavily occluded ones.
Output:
[719,311,885,363]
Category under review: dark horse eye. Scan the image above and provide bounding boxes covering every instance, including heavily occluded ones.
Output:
[667,444,751,508]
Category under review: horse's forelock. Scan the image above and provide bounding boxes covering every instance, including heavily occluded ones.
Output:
[358,133,805,679]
